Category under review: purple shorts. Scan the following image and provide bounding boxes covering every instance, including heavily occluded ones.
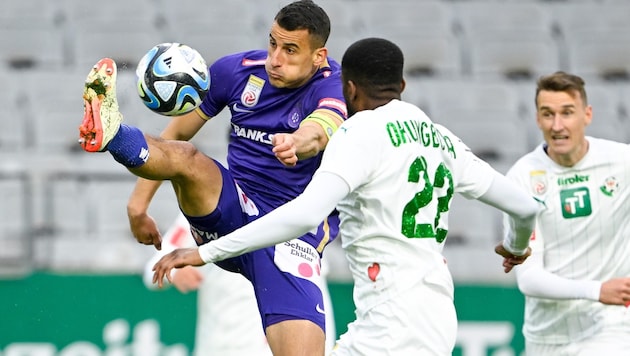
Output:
[184,162,339,333]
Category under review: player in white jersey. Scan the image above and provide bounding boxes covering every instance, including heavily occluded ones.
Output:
[151,38,538,355]
[506,71,630,356]
[142,213,337,355]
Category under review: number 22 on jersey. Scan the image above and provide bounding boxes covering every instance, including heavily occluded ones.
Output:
[402,156,454,242]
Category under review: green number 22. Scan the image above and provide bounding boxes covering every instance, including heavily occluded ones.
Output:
[401,156,454,242]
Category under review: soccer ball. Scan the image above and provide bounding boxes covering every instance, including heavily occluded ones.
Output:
[136,43,210,116]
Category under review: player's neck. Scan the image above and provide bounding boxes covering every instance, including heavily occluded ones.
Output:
[320,57,330,69]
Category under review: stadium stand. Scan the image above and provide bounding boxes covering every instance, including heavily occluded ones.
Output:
[46,177,92,237]
[22,69,87,153]
[159,0,257,33]
[442,195,512,284]
[445,194,503,247]
[62,0,165,69]
[553,2,630,81]
[414,79,529,167]
[0,0,65,70]
[0,172,32,273]
[583,83,627,142]
[453,1,559,79]
[466,31,560,81]
[316,0,365,61]
[565,32,630,82]
[618,84,630,141]
[1,0,628,279]
[160,0,267,63]
[361,1,461,77]
[0,70,28,152]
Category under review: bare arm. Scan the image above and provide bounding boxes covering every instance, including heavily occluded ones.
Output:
[127,109,209,249]
[199,172,347,261]
[273,109,344,166]
[142,215,204,293]
[127,178,164,248]
[151,172,350,287]
[159,108,209,141]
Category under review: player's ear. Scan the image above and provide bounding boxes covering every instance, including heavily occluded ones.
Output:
[313,46,327,66]
[584,104,593,126]
[345,80,357,101]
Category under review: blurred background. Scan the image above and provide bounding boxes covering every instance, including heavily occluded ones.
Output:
[1,0,629,355]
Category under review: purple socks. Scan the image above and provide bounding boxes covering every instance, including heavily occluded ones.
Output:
[107,124,150,168]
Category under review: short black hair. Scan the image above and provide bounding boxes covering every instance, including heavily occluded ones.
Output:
[342,38,404,95]
[275,0,330,48]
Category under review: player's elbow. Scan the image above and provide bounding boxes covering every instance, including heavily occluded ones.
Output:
[294,215,327,233]
[516,279,533,296]
[525,198,540,219]
[509,198,539,231]
[517,281,546,298]
[515,267,540,297]
[517,197,539,221]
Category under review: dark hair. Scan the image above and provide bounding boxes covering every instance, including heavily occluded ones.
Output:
[536,71,588,106]
[342,38,404,97]
[275,0,330,48]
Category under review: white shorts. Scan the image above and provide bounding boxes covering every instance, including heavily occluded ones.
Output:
[194,264,272,356]
[330,268,456,356]
[526,325,630,356]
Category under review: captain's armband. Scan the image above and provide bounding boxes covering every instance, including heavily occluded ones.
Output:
[195,107,211,121]
[300,110,341,139]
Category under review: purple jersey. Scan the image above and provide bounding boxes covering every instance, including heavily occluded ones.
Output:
[198,50,347,207]
[191,51,345,332]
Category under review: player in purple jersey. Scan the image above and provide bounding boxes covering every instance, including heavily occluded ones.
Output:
[199,50,346,208]
[79,1,346,355]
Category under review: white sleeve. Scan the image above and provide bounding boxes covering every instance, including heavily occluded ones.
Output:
[198,172,350,263]
[500,164,602,300]
[476,171,538,256]
[433,123,494,199]
[515,255,602,301]
[514,234,601,300]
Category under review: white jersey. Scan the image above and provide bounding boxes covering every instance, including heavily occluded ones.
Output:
[196,98,535,355]
[317,99,495,313]
[507,137,630,344]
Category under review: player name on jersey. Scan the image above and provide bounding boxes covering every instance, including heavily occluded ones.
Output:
[386,119,456,158]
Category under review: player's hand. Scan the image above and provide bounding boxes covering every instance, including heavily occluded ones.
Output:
[128,212,162,250]
[171,266,204,293]
[272,133,298,167]
[494,244,532,273]
[152,248,205,288]
[599,277,630,306]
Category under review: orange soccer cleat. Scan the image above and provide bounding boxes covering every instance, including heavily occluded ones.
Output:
[79,58,123,152]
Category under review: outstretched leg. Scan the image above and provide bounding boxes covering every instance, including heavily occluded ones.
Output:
[80,58,222,217]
